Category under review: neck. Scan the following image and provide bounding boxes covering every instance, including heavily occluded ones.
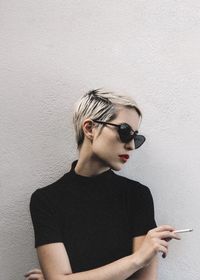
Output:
[75,142,110,177]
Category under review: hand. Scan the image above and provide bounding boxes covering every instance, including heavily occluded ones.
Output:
[24,268,45,280]
[134,225,181,268]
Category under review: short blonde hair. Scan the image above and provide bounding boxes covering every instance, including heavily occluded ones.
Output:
[73,88,142,149]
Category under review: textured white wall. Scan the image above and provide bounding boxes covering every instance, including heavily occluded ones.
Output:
[1,1,200,279]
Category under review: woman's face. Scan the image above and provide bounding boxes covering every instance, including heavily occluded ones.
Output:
[91,107,141,171]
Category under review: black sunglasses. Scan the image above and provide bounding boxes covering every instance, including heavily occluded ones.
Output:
[92,120,146,149]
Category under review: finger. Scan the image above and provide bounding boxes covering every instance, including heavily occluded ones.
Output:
[24,269,42,277]
[26,276,38,280]
[163,235,181,242]
[174,233,181,240]
[26,275,43,280]
[24,272,42,277]
[163,237,172,242]
[159,239,169,248]
[157,231,181,240]
[154,225,176,232]
[158,245,168,258]
[25,273,42,278]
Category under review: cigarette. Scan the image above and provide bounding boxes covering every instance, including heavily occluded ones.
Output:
[174,229,193,233]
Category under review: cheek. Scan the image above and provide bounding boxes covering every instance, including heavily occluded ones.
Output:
[93,138,111,153]
[93,133,119,156]
[93,129,108,145]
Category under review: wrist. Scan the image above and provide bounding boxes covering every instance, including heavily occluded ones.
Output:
[130,251,144,271]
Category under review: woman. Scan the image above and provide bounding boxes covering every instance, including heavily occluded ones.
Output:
[24,89,180,280]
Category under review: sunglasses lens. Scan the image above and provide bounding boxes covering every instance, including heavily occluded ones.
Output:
[119,123,146,148]
[118,123,134,143]
[134,135,146,149]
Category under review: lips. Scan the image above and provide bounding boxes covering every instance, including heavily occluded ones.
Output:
[119,154,129,160]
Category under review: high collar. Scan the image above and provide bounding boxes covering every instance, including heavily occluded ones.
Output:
[69,160,114,182]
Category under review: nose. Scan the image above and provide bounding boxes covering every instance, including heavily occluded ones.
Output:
[124,139,135,150]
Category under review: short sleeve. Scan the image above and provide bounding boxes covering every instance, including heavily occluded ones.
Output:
[128,184,157,237]
[30,188,63,248]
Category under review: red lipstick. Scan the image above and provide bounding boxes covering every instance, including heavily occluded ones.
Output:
[118,154,129,162]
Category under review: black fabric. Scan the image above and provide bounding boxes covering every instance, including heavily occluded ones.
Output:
[30,160,157,273]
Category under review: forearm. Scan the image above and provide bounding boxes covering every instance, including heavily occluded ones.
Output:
[48,254,142,280]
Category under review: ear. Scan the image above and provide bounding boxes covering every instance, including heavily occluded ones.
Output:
[82,119,95,142]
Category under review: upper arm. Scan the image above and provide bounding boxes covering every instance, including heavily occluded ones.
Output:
[128,184,157,238]
[37,242,72,280]
[131,236,158,280]
[30,189,72,279]
[30,189,64,248]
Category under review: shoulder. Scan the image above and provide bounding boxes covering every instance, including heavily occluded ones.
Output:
[112,172,154,207]
[112,171,151,194]
[30,173,68,206]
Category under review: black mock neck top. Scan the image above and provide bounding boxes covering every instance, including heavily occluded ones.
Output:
[30,160,156,273]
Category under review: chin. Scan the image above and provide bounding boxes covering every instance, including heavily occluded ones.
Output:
[109,162,124,172]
